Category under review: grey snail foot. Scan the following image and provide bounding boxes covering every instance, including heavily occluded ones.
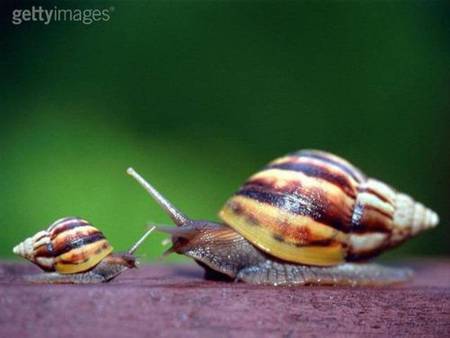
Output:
[236,262,413,286]
[24,270,108,284]
[23,259,132,284]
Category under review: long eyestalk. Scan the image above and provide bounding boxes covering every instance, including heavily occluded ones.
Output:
[127,167,189,226]
[128,226,156,254]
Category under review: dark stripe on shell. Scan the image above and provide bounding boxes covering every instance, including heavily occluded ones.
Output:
[294,238,336,248]
[52,232,106,257]
[266,161,357,198]
[237,185,322,219]
[236,185,353,232]
[361,186,391,204]
[228,198,337,244]
[58,254,91,266]
[352,203,392,232]
[50,217,89,228]
[34,260,56,272]
[293,150,365,183]
[364,204,393,220]
[50,218,90,238]
[346,244,390,261]
[33,242,56,258]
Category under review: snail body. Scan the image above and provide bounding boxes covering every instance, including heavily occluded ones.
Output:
[127,149,439,286]
[13,217,153,284]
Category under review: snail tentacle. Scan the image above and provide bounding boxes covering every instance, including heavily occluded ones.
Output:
[128,226,155,254]
[127,167,189,226]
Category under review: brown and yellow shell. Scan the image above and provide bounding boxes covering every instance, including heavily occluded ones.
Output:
[219,150,439,266]
[13,217,113,274]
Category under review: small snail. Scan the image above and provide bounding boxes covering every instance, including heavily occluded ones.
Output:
[127,149,439,286]
[13,217,154,284]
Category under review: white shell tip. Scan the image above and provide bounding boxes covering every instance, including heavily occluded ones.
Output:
[12,244,20,255]
[430,211,439,227]
[12,238,33,258]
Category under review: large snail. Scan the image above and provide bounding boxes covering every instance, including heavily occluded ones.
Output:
[128,149,439,286]
[13,217,154,283]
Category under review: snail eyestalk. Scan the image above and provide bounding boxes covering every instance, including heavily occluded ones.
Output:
[127,167,189,226]
[128,226,156,255]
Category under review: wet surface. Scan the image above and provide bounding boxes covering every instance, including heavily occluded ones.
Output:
[0,260,449,337]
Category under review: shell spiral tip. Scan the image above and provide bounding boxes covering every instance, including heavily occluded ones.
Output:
[429,210,439,228]
[12,244,20,255]
[12,241,29,257]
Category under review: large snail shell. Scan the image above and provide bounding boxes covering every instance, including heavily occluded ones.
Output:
[13,217,113,274]
[219,150,439,266]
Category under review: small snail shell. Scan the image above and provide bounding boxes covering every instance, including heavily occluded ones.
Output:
[127,150,439,286]
[13,217,154,283]
[13,217,113,274]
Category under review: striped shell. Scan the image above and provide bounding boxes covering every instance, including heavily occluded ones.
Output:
[13,217,113,274]
[219,150,439,266]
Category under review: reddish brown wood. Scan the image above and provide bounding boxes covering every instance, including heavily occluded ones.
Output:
[0,260,449,337]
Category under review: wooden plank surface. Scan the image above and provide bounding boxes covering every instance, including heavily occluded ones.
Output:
[0,260,449,337]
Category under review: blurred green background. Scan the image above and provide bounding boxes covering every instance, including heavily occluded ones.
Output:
[0,1,448,263]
